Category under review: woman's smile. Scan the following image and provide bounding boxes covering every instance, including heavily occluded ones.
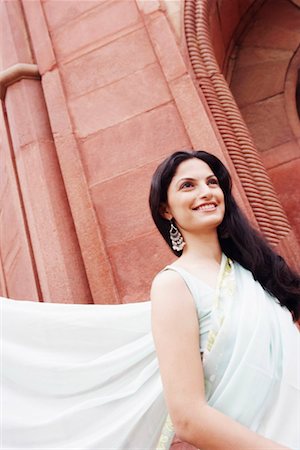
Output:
[192,202,218,212]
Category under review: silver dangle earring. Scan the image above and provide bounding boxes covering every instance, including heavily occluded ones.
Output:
[169,220,185,251]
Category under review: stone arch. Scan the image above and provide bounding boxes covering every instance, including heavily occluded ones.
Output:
[285,47,300,140]
[183,0,300,265]
[227,0,300,242]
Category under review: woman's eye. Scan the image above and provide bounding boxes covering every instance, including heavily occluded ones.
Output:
[180,181,193,189]
[208,178,219,185]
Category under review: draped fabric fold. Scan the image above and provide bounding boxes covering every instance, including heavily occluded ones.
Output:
[1,257,299,449]
[204,262,299,449]
[2,300,167,449]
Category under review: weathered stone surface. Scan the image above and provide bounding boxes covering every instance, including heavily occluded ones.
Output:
[5,80,53,147]
[233,47,292,69]
[0,219,37,299]
[243,22,299,52]
[163,0,182,40]
[42,0,102,31]
[260,141,300,170]
[3,81,94,303]
[80,102,191,186]
[42,68,119,304]
[50,0,141,61]
[136,0,161,15]
[237,0,256,16]
[231,47,292,107]
[61,28,156,98]
[0,1,33,68]
[69,63,172,137]
[22,0,56,74]
[0,142,39,300]
[0,259,7,297]
[90,161,159,247]
[242,0,300,50]
[169,74,223,155]
[269,158,300,242]
[107,231,174,303]
[240,94,294,151]
[146,13,186,81]
[208,3,226,69]
[258,0,300,29]
[218,0,240,52]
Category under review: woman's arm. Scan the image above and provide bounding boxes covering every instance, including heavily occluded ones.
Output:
[151,271,290,450]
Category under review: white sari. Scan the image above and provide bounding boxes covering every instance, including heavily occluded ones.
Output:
[1,256,299,449]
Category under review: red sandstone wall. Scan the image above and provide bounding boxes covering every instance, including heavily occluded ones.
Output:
[38,0,192,303]
[1,0,298,304]
[0,1,93,303]
[0,109,40,300]
[0,0,228,303]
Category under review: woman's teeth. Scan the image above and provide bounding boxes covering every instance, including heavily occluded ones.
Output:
[197,204,216,211]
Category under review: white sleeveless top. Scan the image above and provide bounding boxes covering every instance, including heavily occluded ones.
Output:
[162,261,222,354]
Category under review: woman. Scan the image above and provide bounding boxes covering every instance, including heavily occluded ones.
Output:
[2,150,299,449]
[149,150,300,450]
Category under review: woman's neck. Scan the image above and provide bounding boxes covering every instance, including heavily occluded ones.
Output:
[180,231,222,265]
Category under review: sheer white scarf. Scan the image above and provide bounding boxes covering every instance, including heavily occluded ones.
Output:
[1,257,299,449]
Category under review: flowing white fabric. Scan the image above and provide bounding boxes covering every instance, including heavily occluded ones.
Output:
[1,257,299,449]
[2,300,166,449]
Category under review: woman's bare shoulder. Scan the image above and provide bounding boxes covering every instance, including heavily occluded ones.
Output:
[150,267,193,310]
[151,267,185,292]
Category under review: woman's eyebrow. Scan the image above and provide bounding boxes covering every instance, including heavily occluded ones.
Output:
[175,177,196,187]
[176,174,215,186]
[177,176,196,182]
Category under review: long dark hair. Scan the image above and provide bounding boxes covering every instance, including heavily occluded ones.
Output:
[149,150,300,321]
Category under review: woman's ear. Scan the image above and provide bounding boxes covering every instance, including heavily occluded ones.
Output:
[159,203,172,221]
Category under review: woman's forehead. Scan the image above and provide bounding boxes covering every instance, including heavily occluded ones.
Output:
[171,158,214,181]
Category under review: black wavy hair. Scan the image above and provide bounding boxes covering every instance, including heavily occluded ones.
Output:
[149,150,300,321]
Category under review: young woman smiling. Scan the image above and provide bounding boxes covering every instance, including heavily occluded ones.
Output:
[149,150,300,450]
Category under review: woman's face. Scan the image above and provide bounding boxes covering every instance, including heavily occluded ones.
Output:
[164,158,225,235]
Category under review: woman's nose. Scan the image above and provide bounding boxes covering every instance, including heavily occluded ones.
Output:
[197,183,212,198]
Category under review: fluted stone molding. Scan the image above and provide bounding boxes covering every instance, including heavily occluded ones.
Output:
[0,63,40,100]
[184,0,291,246]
